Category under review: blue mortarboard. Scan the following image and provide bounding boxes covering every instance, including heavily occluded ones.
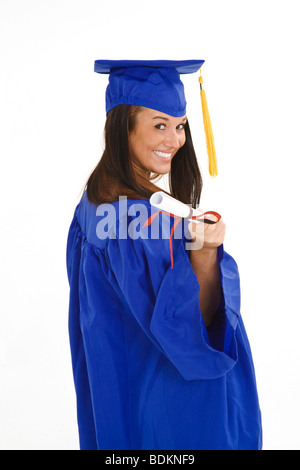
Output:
[94,59,204,117]
[94,59,218,176]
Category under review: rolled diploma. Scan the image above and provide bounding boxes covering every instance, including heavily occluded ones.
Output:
[149,191,203,222]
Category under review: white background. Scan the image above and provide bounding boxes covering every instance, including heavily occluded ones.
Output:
[0,0,299,450]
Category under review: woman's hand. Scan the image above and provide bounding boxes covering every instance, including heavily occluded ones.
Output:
[188,215,226,326]
[188,215,226,254]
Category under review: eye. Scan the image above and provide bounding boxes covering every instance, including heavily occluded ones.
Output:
[155,123,166,130]
[177,123,186,130]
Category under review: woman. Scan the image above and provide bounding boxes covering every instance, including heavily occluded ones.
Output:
[67,60,262,450]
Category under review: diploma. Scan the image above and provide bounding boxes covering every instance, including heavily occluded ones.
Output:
[149,192,220,224]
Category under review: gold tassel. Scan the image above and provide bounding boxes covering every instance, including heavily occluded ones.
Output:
[199,71,218,177]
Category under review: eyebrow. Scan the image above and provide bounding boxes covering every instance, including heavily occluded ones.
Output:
[153,116,187,122]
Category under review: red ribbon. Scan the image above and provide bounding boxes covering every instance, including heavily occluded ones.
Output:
[143,210,221,269]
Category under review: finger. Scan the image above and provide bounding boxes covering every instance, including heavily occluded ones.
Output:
[214,220,226,241]
[203,213,220,224]
[203,220,226,245]
[203,218,224,235]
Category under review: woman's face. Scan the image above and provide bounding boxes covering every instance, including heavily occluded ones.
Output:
[128,107,187,177]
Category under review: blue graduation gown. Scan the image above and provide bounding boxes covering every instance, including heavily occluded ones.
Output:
[67,192,262,450]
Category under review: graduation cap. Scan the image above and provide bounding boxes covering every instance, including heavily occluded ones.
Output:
[94,59,217,177]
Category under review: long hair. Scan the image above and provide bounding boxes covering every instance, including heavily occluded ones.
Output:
[86,105,202,208]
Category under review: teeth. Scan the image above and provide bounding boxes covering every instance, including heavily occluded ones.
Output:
[154,151,172,159]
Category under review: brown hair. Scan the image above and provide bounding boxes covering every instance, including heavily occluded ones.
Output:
[86,105,202,207]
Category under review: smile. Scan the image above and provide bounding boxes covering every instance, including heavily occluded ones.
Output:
[153,150,172,160]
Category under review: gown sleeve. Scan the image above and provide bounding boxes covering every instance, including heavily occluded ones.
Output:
[67,216,98,449]
[105,212,240,381]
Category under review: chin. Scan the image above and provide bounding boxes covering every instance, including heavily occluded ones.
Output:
[159,168,171,175]
[152,163,171,175]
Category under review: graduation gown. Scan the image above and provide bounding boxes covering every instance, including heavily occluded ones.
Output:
[67,192,262,450]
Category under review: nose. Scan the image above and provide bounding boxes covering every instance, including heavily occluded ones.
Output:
[164,128,182,150]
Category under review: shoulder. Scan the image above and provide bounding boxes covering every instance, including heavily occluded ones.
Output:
[74,192,187,267]
[75,191,177,249]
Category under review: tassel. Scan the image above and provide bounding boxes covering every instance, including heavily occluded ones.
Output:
[199,72,218,177]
